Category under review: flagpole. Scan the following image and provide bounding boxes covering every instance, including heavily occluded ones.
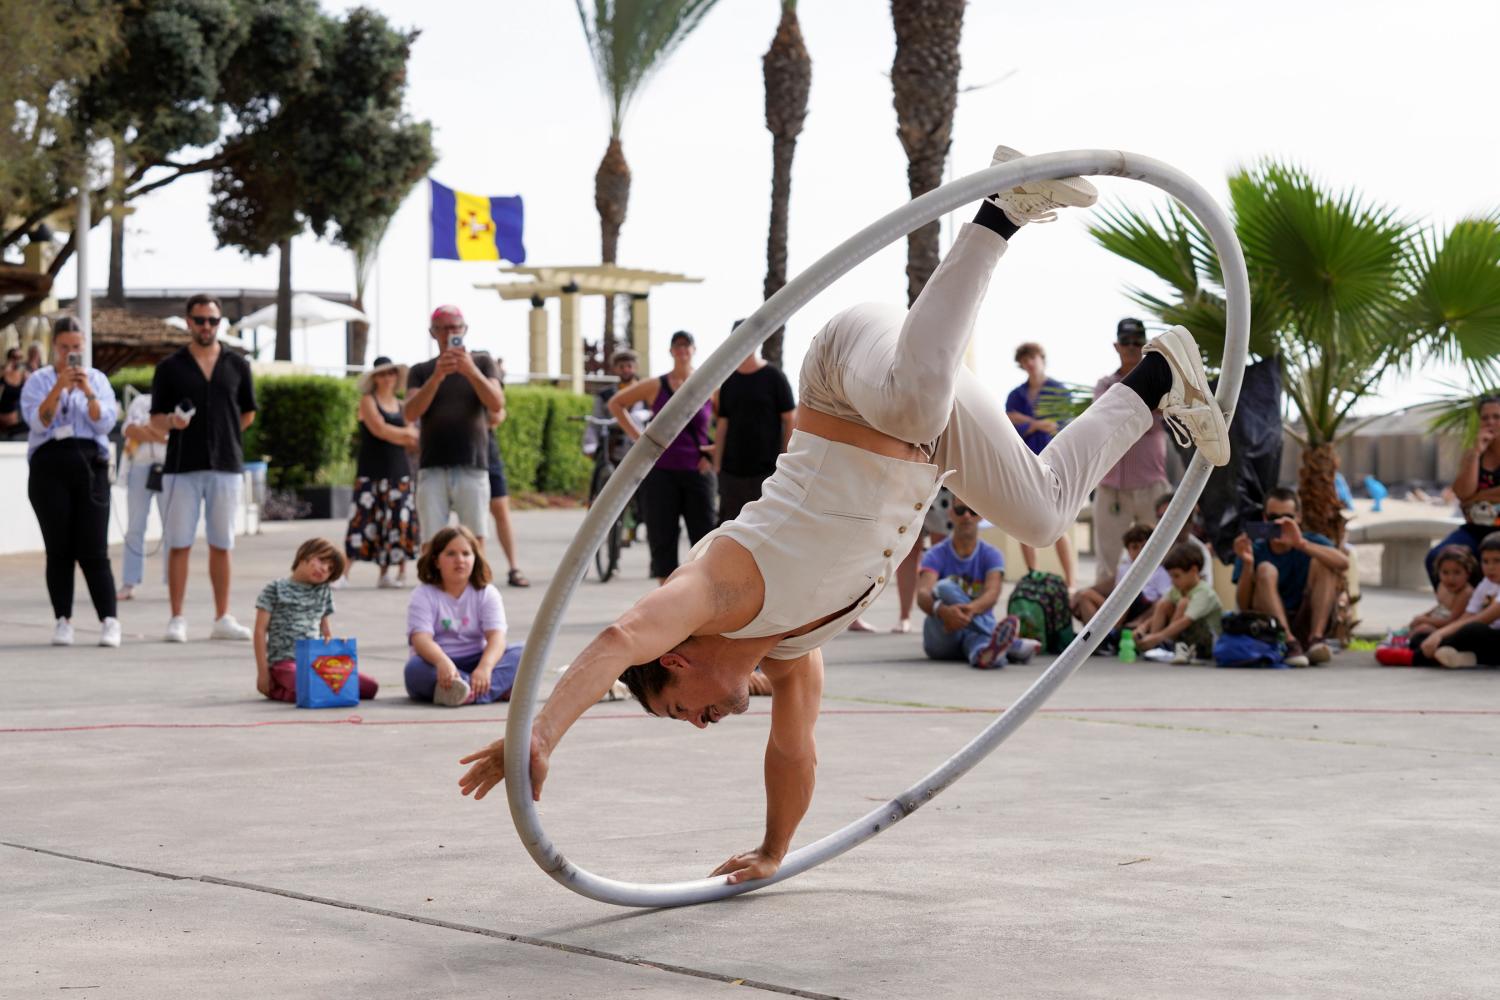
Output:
[425,178,434,359]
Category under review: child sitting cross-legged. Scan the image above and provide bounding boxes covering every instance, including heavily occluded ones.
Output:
[1407,545,1476,634]
[1132,542,1224,663]
[1387,531,1500,668]
[254,538,379,702]
[405,525,522,706]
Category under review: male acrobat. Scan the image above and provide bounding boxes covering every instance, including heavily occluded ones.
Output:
[459,146,1230,885]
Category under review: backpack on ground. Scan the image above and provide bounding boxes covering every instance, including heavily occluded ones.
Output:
[1213,612,1287,668]
[1007,570,1075,653]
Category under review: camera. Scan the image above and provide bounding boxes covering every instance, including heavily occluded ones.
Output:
[448,335,464,349]
[1243,521,1282,542]
[67,352,83,368]
[174,400,196,424]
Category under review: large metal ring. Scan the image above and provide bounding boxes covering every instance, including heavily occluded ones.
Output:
[505,150,1251,907]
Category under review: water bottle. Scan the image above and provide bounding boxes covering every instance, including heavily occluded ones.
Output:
[1119,628,1137,663]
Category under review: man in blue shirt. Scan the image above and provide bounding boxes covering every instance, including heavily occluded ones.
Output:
[1231,487,1349,666]
[1004,341,1076,588]
[916,499,1035,668]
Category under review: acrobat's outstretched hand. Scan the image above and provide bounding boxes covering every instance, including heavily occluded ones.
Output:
[459,734,550,802]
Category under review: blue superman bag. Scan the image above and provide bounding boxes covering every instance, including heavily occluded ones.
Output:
[295,637,360,708]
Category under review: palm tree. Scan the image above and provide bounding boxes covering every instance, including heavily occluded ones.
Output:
[759,0,810,367]
[1090,161,1500,540]
[890,0,964,305]
[575,0,724,358]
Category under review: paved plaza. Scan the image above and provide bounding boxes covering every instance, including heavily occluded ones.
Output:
[4,510,1498,999]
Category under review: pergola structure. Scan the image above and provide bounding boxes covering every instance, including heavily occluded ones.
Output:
[476,263,701,393]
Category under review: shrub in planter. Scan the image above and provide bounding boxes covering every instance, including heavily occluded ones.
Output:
[495,385,549,494]
[540,390,595,497]
[108,365,156,400]
[245,374,359,490]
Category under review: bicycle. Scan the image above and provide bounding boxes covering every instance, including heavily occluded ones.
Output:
[573,414,641,582]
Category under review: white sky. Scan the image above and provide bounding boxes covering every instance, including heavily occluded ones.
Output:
[57,0,1500,408]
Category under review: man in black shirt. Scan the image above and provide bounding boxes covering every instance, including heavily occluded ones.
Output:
[149,293,257,643]
[404,305,505,548]
[712,339,796,525]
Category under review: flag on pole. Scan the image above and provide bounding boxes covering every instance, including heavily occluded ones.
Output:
[429,179,525,263]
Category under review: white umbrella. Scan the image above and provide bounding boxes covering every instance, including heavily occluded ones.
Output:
[234,292,369,331]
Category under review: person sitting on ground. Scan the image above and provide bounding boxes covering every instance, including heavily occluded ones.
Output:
[1389,532,1500,668]
[1153,491,1213,578]
[1408,545,1476,634]
[253,538,378,703]
[1071,523,1171,637]
[405,524,521,707]
[1132,542,1223,662]
[915,498,1037,668]
[1231,487,1347,668]
[456,146,1230,886]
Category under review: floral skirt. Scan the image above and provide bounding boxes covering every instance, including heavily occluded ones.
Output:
[345,475,419,567]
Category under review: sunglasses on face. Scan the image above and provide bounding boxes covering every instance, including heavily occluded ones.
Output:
[188,315,219,327]
[433,323,467,333]
[1265,511,1296,522]
[1118,338,1146,348]
[952,505,978,517]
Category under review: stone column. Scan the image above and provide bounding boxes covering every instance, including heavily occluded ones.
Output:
[527,294,548,382]
[559,282,582,394]
[630,294,650,364]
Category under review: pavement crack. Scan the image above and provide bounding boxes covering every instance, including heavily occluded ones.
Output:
[3,841,847,1000]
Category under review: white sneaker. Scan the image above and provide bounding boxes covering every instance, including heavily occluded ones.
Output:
[985,145,1098,226]
[377,574,401,589]
[1145,325,1231,467]
[1435,646,1479,668]
[434,675,473,707]
[117,584,136,601]
[210,614,253,641]
[164,616,188,643]
[52,618,74,646]
[99,617,122,648]
[1170,641,1194,665]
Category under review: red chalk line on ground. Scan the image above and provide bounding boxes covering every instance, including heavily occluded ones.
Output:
[4,704,1498,735]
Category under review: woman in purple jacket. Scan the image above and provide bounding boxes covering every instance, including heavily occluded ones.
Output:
[609,331,716,582]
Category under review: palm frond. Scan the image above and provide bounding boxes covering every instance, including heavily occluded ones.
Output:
[1088,201,1203,300]
[1404,214,1500,379]
[576,0,724,135]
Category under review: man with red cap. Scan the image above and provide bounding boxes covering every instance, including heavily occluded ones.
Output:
[404,306,506,548]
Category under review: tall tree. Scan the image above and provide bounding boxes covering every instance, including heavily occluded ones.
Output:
[210,6,433,362]
[1090,161,1500,539]
[890,0,964,306]
[575,0,724,358]
[759,0,810,367]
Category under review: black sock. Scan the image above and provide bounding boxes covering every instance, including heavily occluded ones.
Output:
[1121,352,1172,409]
[972,201,1020,240]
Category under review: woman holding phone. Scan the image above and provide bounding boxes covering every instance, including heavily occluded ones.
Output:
[20,316,122,647]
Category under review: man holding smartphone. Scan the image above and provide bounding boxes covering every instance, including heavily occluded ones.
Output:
[404,305,505,548]
[150,293,257,643]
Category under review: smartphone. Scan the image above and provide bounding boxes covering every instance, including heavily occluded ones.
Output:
[66,352,83,368]
[175,400,196,419]
[448,335,464,349]
[1244,521,1282,542]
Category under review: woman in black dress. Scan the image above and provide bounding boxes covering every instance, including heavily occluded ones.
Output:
[345,357,421,586]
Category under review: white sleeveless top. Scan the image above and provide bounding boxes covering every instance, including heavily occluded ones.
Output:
[691,431,952,660]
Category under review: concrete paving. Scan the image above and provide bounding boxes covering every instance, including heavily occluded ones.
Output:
[3,511,1497,999]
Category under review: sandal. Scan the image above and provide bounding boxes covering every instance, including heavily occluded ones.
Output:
[507,568,531,588]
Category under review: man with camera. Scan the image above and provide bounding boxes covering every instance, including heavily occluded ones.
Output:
[150,293,257,643]
[1231,487,1348,667]
[404,305,505,548]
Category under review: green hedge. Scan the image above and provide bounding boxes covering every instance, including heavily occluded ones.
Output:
[244,375,360,489]
[108,365,156,398]
[494,384,594,499]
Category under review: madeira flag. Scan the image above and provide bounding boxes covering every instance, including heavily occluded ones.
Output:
[429,179,525,263]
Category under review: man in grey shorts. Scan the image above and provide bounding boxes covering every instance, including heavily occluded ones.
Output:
[459,147,1231,885]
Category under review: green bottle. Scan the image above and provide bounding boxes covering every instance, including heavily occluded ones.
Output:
[1119,628,1137,663]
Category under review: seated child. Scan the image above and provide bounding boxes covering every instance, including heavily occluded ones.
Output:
[1386,532,1500,668]
[405,525,522,706]
[254,538,379,702]
[1073,523,1172,649]
[1407,545,1475,634]
[1132,542,1223,661]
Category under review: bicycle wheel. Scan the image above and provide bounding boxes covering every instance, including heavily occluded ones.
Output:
[590,464,617,582]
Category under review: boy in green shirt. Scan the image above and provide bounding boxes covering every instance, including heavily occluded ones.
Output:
[1135,542,1223,661]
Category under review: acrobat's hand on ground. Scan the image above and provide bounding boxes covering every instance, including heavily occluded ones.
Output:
[712,847,782,885]
[458,734,550,802]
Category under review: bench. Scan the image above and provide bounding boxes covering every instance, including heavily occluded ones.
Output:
[1344,517,1462,590]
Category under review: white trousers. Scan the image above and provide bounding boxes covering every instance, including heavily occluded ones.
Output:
[799,223,1154,548]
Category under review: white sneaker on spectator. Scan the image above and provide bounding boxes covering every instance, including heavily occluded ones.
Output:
[164,616,188,643]
[434,676,472,707]
[1435,646,1479,668]
[117,584,136,601]
[377,574,401,589]
[99,617,122,648]
[210,614,252,641]
[52,618,74,646]
[1170,642,1194,665]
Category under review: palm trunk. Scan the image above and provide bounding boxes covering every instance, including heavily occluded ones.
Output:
[761,2,811,368]
[891,0,964,305]
[1298,442,1343,544]
[595,136,630,363]
[275,237,293,362]
[107,136,126,305]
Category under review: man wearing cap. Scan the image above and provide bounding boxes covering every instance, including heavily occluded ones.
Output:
[1089,318,1171,592]
[404,306,505,547]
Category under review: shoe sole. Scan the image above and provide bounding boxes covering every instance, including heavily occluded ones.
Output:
[434,680,473,706]
[973,615,1021,670]
[990,145,1098,207]
[1435,648,1479,668]
[1148,325,1231,466]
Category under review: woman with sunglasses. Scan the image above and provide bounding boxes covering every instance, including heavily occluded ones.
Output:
[345,356,420,587]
